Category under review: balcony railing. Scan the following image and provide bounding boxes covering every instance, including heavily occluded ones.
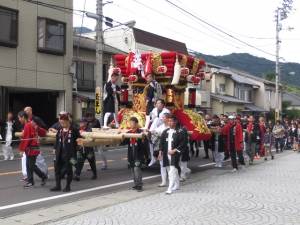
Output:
[77,79,96,90]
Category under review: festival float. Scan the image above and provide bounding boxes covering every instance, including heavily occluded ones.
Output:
[15,51,212,145]
[112,50,212,141]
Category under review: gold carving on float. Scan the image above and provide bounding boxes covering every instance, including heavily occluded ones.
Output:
[180,55,187,67]
[183,110,211,134]
[190,58,199,75]
[151,53,162,74]
[119,109,146,129]
[174,93,184,111]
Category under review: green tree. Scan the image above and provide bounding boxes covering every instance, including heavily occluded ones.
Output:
[282,100,300,119]
[263,72,275,82]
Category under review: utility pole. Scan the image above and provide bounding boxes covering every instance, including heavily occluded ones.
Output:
[95,0,103,122]
[274,0,293,116]
[275,10,280,112]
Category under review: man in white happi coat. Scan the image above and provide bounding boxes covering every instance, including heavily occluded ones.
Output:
[151,113,170,187]
[148,99,170,166]
[158,114,187,195]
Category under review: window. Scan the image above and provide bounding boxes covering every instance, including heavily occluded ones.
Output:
[76,62,95,90]
[266,90,271,102]
[234,87,239,98]
[245,90,251,102]
[37,18,66,55]
[0,6,18,47]
[219,83,225,92]
[239,90,245,100]
[236,88,251,101]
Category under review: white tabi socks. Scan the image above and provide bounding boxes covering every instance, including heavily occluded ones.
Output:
[148,144,156,166]
[172,181,180,191]
[166,180,174,194]
[113,113,119,128]
[143,115,151,130]
[158,167,167,187]
[103,113,111,129]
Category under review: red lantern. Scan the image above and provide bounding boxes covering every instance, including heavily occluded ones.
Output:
[186,75,195,82]
[157,65,167,74]
[194,77,201,84]
[128,75,138,82]
[120,84,129,105]
[181,67,189,76]
[188,88,196,108]
[165,85,175,106]
[198,72,205,79]
[122,77,129,83]
[113,67,121,74]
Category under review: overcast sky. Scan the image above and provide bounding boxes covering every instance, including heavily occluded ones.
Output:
[73,0,300,66]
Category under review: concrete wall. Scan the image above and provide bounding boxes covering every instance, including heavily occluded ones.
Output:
[103,29,134,53]
[225,78,235,96]
[0,0,73,112]
[211,99,244,115]
[212,73,226,94]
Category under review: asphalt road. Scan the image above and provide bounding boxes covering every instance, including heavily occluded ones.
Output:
[0,145,228,219]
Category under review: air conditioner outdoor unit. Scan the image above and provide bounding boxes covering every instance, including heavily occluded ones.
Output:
[216,88,222,94]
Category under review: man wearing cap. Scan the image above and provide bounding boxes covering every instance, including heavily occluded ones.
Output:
[73,117,97,181]
[218,115,245,172]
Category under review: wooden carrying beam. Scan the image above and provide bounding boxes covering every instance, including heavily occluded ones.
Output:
[91,129,194,136]
[15,132,125,140]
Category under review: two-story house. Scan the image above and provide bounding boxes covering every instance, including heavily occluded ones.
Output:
[0,0,73,127]
[282,92,300,110]
[210,67,268,117]
[228,68,282,111]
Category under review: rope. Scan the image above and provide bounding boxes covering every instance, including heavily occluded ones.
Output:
[0,137,54,144]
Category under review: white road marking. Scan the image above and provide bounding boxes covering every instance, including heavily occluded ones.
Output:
[0,175,160,211]
[108,148,127,152]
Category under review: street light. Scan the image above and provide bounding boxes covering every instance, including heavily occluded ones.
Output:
[104,20,136,31]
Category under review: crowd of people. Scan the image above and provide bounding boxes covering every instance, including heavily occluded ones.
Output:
[0,72,299,194]
[202,113,300,172]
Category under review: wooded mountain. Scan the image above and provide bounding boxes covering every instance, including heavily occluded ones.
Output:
[73,27,93,34]
[194,52,300,86]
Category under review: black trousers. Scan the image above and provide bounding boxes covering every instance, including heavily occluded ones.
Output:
[203,140,210,157]
[26,155,46,184]
[55,158,73,183]
[75,150,97,176]
[146,102,154,115]
[189,139,198,155]
[275,138,283,153]
[230,149,245,169]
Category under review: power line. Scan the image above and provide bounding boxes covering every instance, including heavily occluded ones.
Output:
[174,0,278,40]
[165,0,277,58]
[133,0,276,67]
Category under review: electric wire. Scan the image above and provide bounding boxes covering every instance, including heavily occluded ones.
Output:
[165,0,277,57]
[75,0,87,58]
